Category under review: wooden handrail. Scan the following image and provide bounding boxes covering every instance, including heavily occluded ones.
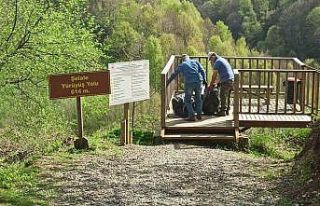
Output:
[239,69,309,72]
[161,55,176,75]
[225,56,295,60]
[293,58,305,67]
[233,70,240,128]
[161,55,176,129]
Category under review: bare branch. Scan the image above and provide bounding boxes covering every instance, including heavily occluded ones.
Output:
[5,0,18,42]
[122,48,142,60]
[0,0,18,50]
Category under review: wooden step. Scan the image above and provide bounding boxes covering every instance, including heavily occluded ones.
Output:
[162,133,235,140]
[165,127,235,134]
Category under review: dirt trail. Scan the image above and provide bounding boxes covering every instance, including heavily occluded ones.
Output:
[38,144,288,206]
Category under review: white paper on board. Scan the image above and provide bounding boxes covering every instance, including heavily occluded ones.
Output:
[109,60,149,106]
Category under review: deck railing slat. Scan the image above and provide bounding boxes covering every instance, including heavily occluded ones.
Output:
[276,72,280,113]
[257,71,261,114]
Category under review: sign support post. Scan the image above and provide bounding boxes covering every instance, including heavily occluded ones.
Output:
[73,96,89,149]
[77,97,84,138]
[121,103,132,145]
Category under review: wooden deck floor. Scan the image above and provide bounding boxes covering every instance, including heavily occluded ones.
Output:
[165,97,312,128]
[239,114,311,127]
[166,114,234,128]
[166,113,311,128]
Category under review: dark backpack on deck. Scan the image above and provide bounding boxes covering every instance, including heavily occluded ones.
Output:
[202,86,220,115]
[172,92,195,118]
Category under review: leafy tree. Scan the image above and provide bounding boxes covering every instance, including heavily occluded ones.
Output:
[103,21,140,61]
[252,0,269,22]
[215,20,233,42]
[235,37,249,56]
[238,0,262,47]
[144,36,164,91]
[265,25,286,56]
[159,33,178,58]
[0,0,103,149]
[203,18,215,52]
[305,6,320,60]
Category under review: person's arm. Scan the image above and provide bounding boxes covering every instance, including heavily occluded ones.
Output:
[166,65,181,86]
[209,70,218,89]
[210,70,218,85]
[197,61,206,83]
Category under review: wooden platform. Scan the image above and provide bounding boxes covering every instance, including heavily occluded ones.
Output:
[160,56,319,143]
[239,114,311,127]
[165,112,311,129]
[162,133,235,140]
[166,114,234,128]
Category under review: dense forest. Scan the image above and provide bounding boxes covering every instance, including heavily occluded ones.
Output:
[0,0,320,204]
[192,0,320,63]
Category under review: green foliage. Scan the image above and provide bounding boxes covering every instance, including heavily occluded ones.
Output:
[248,128,311,160]
[194,0,320,61]
[82,96,110,134]
[265,25,286,56]
[0,0,104,158]
[144,36,165,92]
[296,158,315,182]
[208,21,256,57]
[0,163,52,205]
[104,127,154,145]
[132,130,154,145]
[305,6,320,59]
[216,21,233,42]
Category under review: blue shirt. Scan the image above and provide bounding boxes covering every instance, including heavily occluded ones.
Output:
[212,56,234,82]
[168,59,206,85]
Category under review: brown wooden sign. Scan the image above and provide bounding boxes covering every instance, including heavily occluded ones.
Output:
[49,70,110,99]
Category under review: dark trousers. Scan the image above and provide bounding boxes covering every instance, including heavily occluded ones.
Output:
[220,80,234,111]
[184,82,202,117]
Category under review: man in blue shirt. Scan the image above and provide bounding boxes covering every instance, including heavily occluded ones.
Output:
[208,52,234,116]
[167,54,206,121]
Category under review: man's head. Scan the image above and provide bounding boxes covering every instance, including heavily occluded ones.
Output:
[181,54,189,62]
[208,52,217,62]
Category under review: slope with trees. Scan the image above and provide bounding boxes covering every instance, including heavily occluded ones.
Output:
[193,0,320,63]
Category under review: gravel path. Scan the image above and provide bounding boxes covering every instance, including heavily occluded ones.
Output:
[38,144,288,206]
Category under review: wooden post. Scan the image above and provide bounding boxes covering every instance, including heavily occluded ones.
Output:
[74,97,89,149]
[77,97,84,138]
[121,103,131,145]
[233,70,240,128]
[120,120,126,145]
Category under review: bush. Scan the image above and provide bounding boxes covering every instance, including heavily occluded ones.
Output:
[248,128,311,160]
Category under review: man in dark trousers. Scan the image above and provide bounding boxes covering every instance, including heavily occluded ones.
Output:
[208,52,234,116]
[167,54,206,121]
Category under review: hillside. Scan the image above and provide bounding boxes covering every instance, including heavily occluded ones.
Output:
[0,0,320,205]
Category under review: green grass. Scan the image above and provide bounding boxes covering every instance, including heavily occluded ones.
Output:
[248,128,311,160]
[0,163,53,206]
[103,127,155,145]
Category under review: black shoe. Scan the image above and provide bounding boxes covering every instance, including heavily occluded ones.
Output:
[196,115,202,120]
[184,116,196,121]
[217,110,227,116]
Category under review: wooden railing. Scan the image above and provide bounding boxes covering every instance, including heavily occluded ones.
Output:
[161,55,177,128]
[161,55,320,129]
[227,57,320,116]
[237,69,320,115]
[233,70,240,127]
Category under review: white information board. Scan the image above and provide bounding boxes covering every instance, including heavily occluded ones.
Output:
[109,60,150,106]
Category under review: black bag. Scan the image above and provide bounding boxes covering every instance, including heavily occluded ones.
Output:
[172,92,195,118]
[202,86,220,115]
